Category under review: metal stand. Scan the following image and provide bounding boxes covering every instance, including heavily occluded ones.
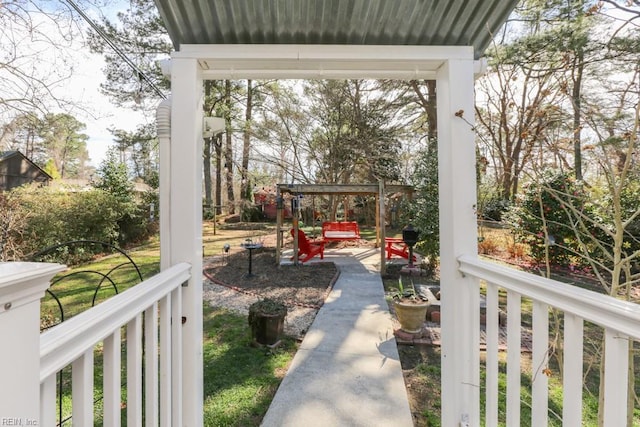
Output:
[241,243,263,277]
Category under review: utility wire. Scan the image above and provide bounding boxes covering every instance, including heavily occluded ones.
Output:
[63,0,167,99]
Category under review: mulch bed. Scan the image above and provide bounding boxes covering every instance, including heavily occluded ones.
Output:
[203,247,339,309]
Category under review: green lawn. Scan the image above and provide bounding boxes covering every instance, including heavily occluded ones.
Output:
[43,223,296,426]
[202,307,296,426]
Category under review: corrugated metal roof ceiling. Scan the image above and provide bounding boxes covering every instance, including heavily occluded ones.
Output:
[153,0,518,59]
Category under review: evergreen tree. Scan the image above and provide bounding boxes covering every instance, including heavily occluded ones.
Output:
[38,113,90,179]
[110,124,158,187]
[86,0,171,110]
[93,149,134,204]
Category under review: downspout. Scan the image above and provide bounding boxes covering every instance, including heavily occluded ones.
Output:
[474,58,488,79]
[156,97,172,270]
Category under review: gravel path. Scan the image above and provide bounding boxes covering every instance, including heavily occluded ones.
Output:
[202,266,320,340]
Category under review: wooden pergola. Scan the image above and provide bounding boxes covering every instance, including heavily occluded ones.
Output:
[275,183,414,271]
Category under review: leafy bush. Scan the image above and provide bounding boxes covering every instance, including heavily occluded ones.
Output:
[481,197,511,222]
[117,203,155,246]
[241,205,264,222]
[400,145,439,273]
[608,174,640,255]
[203,206,215,220]
[478,179,510,222]
[0,191,27,261]
[11,186,122,259]
[478,236,500,255]
[92,152,156,245]
[6,182,155,262]
[504,171,589,267]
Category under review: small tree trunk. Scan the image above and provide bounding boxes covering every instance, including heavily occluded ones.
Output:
[241,80,252,201]
[204,137,213,211]
[571,34,585,181]
[214,134,223,215]
[224,80,235,214]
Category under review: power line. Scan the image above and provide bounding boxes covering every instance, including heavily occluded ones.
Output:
[62,0,167,99]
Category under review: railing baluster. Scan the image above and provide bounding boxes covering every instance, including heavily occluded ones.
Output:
[104,329,122,426]
[603,329,629,426]
[72,349,94,426]
[531,300,549,426]
[39,264,191,427]
[457,256,640,427]
[127,314,143,426]
[506,290,521,427]
[40,374,56,426]
[485,281,499,427]
[160,293,172,427]
[171,286,183,426]
[145,302,159,427]
[562,313,583,426]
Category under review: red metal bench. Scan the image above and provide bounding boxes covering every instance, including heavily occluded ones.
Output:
[321,221,361,241]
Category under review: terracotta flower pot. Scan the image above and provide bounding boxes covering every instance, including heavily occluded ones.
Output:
[393,299,429,333]
[430,311,440,323]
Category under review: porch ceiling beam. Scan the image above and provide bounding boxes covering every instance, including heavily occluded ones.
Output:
[171,44,481,80]
[277,183,413,196]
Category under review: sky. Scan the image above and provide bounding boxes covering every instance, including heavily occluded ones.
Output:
[15,0,638,169]
[59,2,147,167]
[7,1,147,167]
[56,47,146,167]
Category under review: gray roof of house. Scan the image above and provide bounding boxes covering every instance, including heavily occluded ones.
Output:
[0,150,52,179]
[0,150,19,160]
[153,0,518,59]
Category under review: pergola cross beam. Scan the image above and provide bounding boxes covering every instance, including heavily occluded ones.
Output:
[277,183,413,196]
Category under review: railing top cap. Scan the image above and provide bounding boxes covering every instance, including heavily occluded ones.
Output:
[0,262,66,287]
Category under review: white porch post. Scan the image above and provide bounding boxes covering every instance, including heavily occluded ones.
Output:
[170,56,204,426]
[0,262,64,424]
[437,56,480,426]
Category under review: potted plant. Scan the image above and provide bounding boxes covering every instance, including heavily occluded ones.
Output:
[248,298,287,345]
[389,278,429,334]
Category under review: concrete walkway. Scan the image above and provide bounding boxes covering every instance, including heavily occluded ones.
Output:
[261,248,413,427]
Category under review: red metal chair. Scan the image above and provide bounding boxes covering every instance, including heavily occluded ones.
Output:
[290,229,325,263]
[385,237,418,262]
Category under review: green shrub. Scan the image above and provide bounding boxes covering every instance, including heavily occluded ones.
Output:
[481,197,511,222]
[12,186,122,259]
[400,144,439,273]
[117,204,154,246]
[8,184,155,262]
[505,171,590,267]
[92,152,156,246]
[478,179,510,222]
[0,190,27,261]
[241,205,264,222]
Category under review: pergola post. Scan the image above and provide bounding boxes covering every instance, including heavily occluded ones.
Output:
[275,188,282,264]
[292,196,299,265]
[437,56,480,426]
[169,56,204,427]
[378,180,386,274]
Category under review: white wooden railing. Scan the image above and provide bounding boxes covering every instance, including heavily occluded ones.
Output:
[458,255,640,427]
[39,262,191,426]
